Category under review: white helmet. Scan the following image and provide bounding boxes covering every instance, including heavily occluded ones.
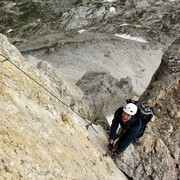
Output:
[123,103,138,115]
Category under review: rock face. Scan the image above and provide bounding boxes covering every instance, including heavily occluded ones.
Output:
[1,1,179,179]
[0,30,179,180]
[0,34,127,179]
[114,37,180,180]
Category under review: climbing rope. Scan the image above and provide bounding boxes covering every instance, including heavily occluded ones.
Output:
[0,54,98,133]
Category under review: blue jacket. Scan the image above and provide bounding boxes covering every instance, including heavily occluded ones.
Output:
[109,107,142,153]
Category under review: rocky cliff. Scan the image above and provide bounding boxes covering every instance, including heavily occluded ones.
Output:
[0,34,127,179]
[114,37,180,179]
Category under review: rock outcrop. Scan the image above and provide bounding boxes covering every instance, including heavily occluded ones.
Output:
[114,37,180,180]
[76,71,133,128]
[0,34,127,179]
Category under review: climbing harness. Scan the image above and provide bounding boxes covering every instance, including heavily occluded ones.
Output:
[0,54,98,133]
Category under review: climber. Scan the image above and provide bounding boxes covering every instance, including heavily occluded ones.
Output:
[125,99,154,145]
[108,103,142,156]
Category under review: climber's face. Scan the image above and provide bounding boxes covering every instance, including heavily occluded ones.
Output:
[122,112,132,122]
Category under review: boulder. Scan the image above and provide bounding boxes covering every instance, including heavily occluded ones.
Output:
[76,71,134,128]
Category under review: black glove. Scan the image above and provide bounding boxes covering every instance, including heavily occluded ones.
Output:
[107,143,114,152]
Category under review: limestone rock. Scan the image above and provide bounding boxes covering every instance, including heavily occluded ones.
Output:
[0,34,127,179]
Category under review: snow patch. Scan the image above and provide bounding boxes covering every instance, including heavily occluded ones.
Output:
[103,0,117,2]
[78,29,86,33]
[115,34,148,43]
[120,23,129,26]
[110,7,116,13]
[7,29,13,33]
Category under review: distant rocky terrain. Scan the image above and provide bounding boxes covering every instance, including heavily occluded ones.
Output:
[0,0,179,49]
